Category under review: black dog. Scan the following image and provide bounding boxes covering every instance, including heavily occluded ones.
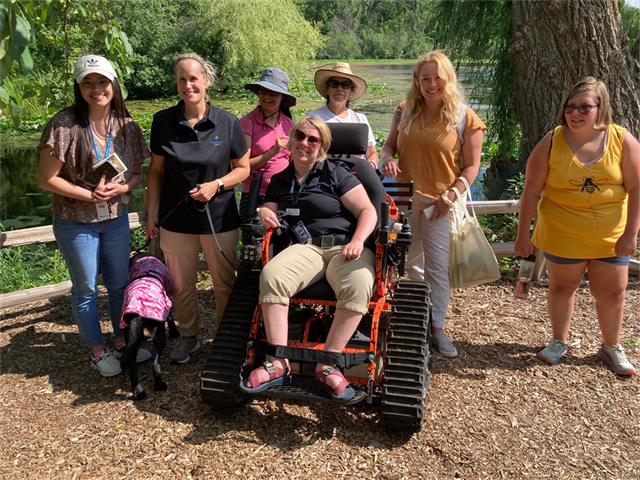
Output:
[119,253,178,400]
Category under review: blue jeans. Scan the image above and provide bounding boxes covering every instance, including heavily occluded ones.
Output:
[53,212,130,347]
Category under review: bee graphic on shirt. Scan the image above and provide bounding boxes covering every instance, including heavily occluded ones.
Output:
[569,176,608,194]
[569,176,608,230]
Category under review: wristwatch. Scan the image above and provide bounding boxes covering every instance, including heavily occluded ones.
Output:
[215,179,224,192]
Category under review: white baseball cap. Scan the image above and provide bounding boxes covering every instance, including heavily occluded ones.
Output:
[73,55,117,82]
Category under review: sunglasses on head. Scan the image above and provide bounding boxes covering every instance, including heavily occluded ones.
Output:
[563,103,598,114]
[327,80,353,89]
[294,130,321,146]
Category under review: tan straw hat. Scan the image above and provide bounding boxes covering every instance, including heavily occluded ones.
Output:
[314,62,367,101]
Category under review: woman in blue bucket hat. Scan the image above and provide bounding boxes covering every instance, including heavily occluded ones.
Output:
[238,68,297,222]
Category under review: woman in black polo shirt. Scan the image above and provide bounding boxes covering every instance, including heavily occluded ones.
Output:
[146,53,249,364]
[240,115,377,402]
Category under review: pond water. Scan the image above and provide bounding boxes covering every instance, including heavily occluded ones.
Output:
[0,61,488,231]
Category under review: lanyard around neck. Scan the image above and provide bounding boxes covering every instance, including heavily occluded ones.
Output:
[290,169,318,205]
[89,110,113,163]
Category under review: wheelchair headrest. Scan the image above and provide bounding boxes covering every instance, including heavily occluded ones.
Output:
[327,123,368,156]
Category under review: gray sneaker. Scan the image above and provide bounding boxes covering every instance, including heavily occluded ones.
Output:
[170,335,201,364]
[433,331,458,358]
[538,338,568,365]
[113,344,152,363]
[598,344,636,375]
[91,348,122,377]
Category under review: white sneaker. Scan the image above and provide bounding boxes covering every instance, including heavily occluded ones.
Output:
[113,343,152,363]
[91,348,122,377]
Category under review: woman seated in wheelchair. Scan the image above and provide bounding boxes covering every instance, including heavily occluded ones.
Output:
[240,115,377,402]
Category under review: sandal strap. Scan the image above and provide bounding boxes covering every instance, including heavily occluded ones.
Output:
[248,360,288,389]
[318,366,349,396]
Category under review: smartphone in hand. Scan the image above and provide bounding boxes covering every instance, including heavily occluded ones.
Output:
[423,205,435,221]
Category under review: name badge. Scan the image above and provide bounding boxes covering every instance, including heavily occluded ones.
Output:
[293,221,311,244]
[286,208,300,216]
[96,202,110,220]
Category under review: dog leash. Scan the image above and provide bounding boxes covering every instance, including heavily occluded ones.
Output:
[132,193,191,256]
[135,185,236,271]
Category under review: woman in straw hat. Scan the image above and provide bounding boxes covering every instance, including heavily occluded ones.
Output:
[238,68,297,222]
[308,62,379,168]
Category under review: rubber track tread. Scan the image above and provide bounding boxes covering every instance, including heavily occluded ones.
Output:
[200,270,261,406]
[381,280,432,432]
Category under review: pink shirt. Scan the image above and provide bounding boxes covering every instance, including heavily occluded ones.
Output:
[239,108,294,195]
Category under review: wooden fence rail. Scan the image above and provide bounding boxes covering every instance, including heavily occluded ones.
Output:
[1,200,638,310]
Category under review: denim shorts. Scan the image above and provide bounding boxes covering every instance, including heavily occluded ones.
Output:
[543,251,631,266]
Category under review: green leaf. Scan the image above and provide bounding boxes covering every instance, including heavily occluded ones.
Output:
[10,6,30,62]
[0,4,7,33]
[105,32,114,51]
[119,31,133,56]
[119,82,128,100]
[20,45,32,75]
[0,14,9,50]
[0,85,9,102]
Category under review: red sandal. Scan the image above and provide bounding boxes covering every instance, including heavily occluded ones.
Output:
[315,366,355,403]
[240,360,292,393]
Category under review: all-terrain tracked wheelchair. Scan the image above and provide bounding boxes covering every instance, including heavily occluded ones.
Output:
[200,123,433,432]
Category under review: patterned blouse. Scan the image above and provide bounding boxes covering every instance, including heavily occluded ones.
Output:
[38,108,150,222]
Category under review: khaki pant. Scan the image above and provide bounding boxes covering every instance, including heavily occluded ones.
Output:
[160,227,238,336]
[260,243,375,314]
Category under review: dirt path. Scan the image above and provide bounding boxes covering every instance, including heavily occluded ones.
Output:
[1,278,638,479]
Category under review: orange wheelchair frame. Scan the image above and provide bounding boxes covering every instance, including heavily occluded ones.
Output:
[201,174,434,432]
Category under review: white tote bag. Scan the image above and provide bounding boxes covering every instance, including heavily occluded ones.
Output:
[449,178,501,289]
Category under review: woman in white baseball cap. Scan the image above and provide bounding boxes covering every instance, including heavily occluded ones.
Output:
[308,62,379,168]
[38,54,151,378]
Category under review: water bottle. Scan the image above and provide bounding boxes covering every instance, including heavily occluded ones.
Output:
[514,255,536,300]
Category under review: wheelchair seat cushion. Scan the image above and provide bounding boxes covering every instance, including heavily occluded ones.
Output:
[292,278,337,302]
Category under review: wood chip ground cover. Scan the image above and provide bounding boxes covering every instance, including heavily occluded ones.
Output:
[1,278,638,479]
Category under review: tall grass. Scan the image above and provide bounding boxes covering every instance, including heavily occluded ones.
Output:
[0,245,70,294]
[1,71,63,117]
[0,228,155,294]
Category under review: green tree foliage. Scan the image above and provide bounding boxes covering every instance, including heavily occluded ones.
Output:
[0,0,133,125]
[431,1,519,160]
[619,0,639,51]
[296,0,433,59]
[196,0,322,82]
[108,0,201,99]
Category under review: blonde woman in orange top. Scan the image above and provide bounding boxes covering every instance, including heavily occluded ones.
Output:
[515,77,639,375]
[381,51,486,358]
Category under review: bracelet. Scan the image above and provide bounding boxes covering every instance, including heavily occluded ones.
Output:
[441,190,455,208]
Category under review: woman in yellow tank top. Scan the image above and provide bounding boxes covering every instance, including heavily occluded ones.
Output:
[516,77,639,375]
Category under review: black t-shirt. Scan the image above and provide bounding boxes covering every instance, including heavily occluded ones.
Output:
[264,160,361,238]
[150,101,248,234]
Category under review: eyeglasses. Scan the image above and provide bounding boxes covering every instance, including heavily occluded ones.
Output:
[327,80,353,90]
[563,104,598,114]
[258,88,280,97]
[293,130,321,146]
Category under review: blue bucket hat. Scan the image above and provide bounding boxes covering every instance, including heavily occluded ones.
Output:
[244,67,297,109]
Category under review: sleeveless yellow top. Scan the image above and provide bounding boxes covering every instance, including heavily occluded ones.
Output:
[532,124,628,258]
